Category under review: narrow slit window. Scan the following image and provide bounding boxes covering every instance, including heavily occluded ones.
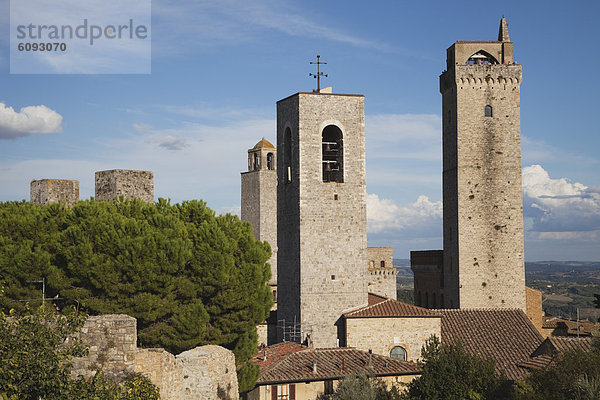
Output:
[485,105,493,117]
[284,128,292,182]
[267,152,274,170]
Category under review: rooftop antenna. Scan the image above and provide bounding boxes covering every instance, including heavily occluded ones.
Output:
[309,55,327,92]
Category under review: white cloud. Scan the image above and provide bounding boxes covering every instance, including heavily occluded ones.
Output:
[522,164,600,233]
[0,103,63,139]
[367,193,442,236]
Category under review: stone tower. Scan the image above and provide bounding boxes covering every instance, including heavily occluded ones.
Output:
[30,179,79,206]
[95,169,154,203]
[440,18,526,310]
[241,138,278,297]
[277,91,368,348]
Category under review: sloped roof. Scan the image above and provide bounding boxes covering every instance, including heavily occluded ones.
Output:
[520,336,593,371]
[252,341,306,370]
[253,346,420,385]
[542,317,599,336]
[252,137,275,150]
[437,308,544,380]
[344,293,440,318]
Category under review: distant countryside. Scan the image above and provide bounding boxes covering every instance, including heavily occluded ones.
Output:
[395,260,600,322]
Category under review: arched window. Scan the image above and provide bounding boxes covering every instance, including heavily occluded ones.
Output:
[322,125,343,183]
[380,260,385,268]
[485,105,493,117]
[253,152,260,170]
[417,291,421,307]
[466,50,499,65]
[424,292,429,308]
[284,128,292,182]
[441,294,444,308]
[390,346,406,361]
[432,293,437,308]
[267,152,274,170]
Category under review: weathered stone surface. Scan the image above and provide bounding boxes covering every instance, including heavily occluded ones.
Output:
[345,316,441,362]
[176,345,238,400]
[367,247,397,300]
[277,92,368,348]
[95,169,154,203]
[411,250,444,308]
[30,179,79,206]
[71,314,137,381]
[440,34,526,310]
[135,348,183,400]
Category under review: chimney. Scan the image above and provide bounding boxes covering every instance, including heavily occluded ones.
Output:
[312,360,318,374]
[263,350,267,361]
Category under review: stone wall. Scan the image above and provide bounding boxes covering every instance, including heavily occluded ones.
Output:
[71,314,137,381]
[135,349,183,400]
[95,169,154,203]
[277,92,368,348]
[30,179,79,206]
[410,250,444,308]
[344,316,441,362]
[71,315,238,400]
[441,40,526,311]
[177,345,238,400]
[526,286,543,334]
[367,247,397,299]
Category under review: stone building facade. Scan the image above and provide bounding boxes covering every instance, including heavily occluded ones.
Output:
[95,169,154,203]
[366,247,397,299]
[410,250,443,308]
[30,179,79,206]
[413,18,526,311]
[241,138,278,299]
[277,91,368,348]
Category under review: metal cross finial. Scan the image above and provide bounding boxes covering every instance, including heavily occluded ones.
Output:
[309,55,328,92]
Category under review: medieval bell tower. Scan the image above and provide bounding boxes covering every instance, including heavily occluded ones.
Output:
[440,18,526,310]
[241,138,278,296]
[277,90,368,348]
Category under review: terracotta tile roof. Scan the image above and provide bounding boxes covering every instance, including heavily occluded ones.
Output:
[344,294,440,318]
[532,336,592,357]
[252,341,306,370]
[252,137,275,150]
[253,346,420,385]
[437,308,544,380]
[542,317,599,336]
[520,336,593,370]
[518,354,555,370]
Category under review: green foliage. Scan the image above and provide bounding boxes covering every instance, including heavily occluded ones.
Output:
[70,373,160,400]
[405,336,508,400]
[236,360,260,393]
[513,339,600,400]
[316,374,402,400]
[0,198,273,391]
[0,304,87,400]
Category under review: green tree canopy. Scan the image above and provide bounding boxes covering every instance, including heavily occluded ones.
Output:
[405,336,508,400]
[0,199,272,391]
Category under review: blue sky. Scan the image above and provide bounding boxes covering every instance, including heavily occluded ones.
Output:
[1,0,599,261]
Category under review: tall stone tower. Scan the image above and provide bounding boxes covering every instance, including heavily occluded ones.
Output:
[95,169,154,203]
[440,18,526,310]
[241,138,278,298]
[277,91,368,348]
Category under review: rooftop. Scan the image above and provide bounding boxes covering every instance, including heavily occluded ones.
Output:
[436,308,544,380]
[252,345,420,385]
[344,293,440,318]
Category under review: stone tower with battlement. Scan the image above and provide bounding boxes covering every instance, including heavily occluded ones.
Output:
[241,138,278,295]
[30,179,79,206]
[277,91,368,348]
[95,169,154,203]
[440,18,526,310]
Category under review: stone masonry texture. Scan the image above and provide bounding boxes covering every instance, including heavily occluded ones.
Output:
[71,314,137,381]
[135,348,183,400]
[440,32,526,310]
[95,169,154,203]
[30,179,79,206]
[367,247,397,299]
[241,145,278,285]
[176,345,238,400]
[277,92,368,348]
